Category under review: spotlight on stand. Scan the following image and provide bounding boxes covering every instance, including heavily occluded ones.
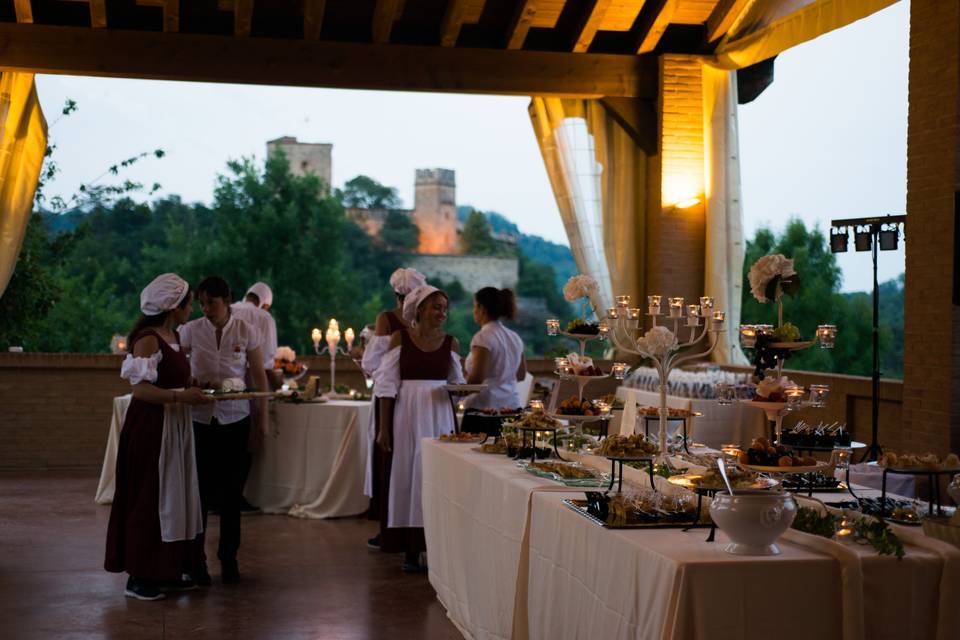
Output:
[854,226,873,252]
[879,224,899,251]
[830,227,849,253]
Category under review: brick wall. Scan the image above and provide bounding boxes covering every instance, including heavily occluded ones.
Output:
[902,0,960,455]
[646,54,707,306]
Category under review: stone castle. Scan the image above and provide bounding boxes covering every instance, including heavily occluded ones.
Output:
[269,137,518,290]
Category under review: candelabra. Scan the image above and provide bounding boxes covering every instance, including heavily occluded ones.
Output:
[604,295,725,458]
[311,319,355,394]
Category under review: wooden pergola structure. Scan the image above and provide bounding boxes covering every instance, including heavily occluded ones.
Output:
[1,0,753,96]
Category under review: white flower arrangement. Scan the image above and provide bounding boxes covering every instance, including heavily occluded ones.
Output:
[221,377,246,393]
[563,274,599,302]
[757,376,796,399]
[636,326,678,359]
[748,254,796,303]
[275,346,297,362]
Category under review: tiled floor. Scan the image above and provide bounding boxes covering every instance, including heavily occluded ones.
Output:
[0,471,462,639]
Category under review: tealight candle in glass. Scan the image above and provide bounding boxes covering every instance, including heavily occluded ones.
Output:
[612,362,628,380]
[739,325,757,348]
[686,305,700,326]
[595,400,611,416]
[606,307,619,320]
[647,295,662,316]
[615,294,632,309]
[757,324,775,336]
[712,310,725,330]
[817,324,837,349]
[546,318,560,336]
[715,383,734,405]
[784,386,806,408]
[598,321,609,339]
[721,443,741,466]
[627,307,641,328]
[668,297,684,318]
[529,399,544,413]
[699,296,714,310]
[554,357,569,374]
[809,384,830,408]
[834,514,855,543]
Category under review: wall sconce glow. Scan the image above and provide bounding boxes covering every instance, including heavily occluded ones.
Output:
[673,197,701,210]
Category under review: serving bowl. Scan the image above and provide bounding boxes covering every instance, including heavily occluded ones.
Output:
[710,490,797,556]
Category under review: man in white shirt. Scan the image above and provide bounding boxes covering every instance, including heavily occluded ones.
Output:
[230,282,279,389]
[179,276,269,585]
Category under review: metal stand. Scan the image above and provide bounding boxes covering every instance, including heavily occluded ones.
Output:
[605,456,655,493]
[879,467,952,520]
[518,426,565,461]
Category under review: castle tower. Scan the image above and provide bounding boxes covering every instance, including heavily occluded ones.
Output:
[412,168,458,254]
[267,136,333,193]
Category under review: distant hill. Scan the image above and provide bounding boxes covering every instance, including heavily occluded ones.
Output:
[458,206,576,288]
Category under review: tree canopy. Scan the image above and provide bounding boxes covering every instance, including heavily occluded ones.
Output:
[335,175,402,210]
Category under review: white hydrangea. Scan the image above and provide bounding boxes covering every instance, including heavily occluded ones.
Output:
[563,275,599,303]
[748,254,796,303]
[636,326,678,358]
[275,346,297,362]
[757,376,796,399]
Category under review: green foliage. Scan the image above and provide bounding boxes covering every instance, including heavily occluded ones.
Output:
[742,218,903,378]
[335,175,402,209]
[791,507,904,559]
[460,209,499,255]
[379,209,420,252]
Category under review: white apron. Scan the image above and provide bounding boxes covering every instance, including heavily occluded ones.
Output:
[361,335,390,498]
[158,399,204,542]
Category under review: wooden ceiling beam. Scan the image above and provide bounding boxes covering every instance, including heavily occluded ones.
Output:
[706,0,750,43]
[372,0,402,43]
[136,0,180,33]
[61,0,108,29]
[302,0,327,40]
[633,0,675,54]
[506,0,537,50]
[440,0,472,48]
[0,23,656,98]
[14,0,33,23]
[572,0,611,53]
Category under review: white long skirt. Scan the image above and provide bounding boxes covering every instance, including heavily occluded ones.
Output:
[387,380,455,529]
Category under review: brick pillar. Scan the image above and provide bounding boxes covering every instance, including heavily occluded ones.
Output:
[902,0,960,454]
[646,54,706,304]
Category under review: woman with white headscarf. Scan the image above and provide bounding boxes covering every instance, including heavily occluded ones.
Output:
[375,284,464,572]
[104,274,213,601]
[361,268,426,550]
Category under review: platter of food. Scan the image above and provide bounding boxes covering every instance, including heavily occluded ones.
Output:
[637,406,701,419]
[518,460,607,487]
[443,384,488,394]
[554,395,606,418]
[878,451,960,473]
[438,432,485,443]
[202,390,275,401]
[473,441,508,455]
[503,412,562,430]
[779,473,846,492]
[562,319,601,337]
[596,434,658,458]
[737,437,827,473]
[565,491,701,529]
[668,469,780,492]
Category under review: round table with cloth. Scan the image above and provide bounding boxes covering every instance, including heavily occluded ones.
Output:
[245,400,372,519]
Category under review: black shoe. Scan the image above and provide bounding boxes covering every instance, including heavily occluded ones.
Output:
[221,560,240,584]
[401,552,425,574]
[159,576,198,592]
[124,577,166,601]
[366,534,381,550]
[193,565,212,587]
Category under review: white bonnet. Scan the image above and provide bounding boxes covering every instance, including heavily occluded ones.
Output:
[389,268,427,296]
[140,273,189,316]
[246,282,273,307]
[402,285,441,325]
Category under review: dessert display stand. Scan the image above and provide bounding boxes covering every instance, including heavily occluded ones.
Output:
[517,425,565,462]
[605,456,655,493]
[639,413,702,453]
[878,466,958,520]
[443,384,487,434]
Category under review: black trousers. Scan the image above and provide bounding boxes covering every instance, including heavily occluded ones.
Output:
[193,416,251,565]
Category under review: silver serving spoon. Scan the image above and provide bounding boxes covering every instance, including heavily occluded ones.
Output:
[716,457,736,495]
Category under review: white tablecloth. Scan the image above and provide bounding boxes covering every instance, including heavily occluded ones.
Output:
[617,387,768,449]
[94,394,132,504]
[422,440,959,640]
[245,400,371,519]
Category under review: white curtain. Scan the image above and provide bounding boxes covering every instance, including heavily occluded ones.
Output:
[0,72,47,299]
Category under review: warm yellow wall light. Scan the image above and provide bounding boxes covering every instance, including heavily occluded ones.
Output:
[673,197,701,210]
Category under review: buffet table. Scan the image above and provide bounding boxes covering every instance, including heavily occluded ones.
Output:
[245,400,371,519]
[616,387,767,449]
[422,440,960,640]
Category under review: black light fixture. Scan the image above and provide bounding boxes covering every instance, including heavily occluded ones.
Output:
[854,226,873,252]
[830,227,849,253]
[879,224,899,251]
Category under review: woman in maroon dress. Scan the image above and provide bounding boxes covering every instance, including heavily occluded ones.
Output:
[105,273,212,600]
[376,285,464,572]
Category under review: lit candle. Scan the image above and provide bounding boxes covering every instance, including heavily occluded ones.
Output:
[739,325,757,348]
[687,305,701,326]
[834,516,854,543]
[554,357,569,374]
[817,324,837,349]
[598,321,609,338]
[647,295,661,316]
[699,296,714,310]
[606,307,620,320]
[546,318,560,335]
[612,362,627,380]
[345,327,355,351]
[529,399,544,412]
[668,297,684,318]
[784,386,806,408]
[615,295,631,309]
[311,327,322,350]
[627,307,641,328]
[326,318,340,352]
[712,310,725,330]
